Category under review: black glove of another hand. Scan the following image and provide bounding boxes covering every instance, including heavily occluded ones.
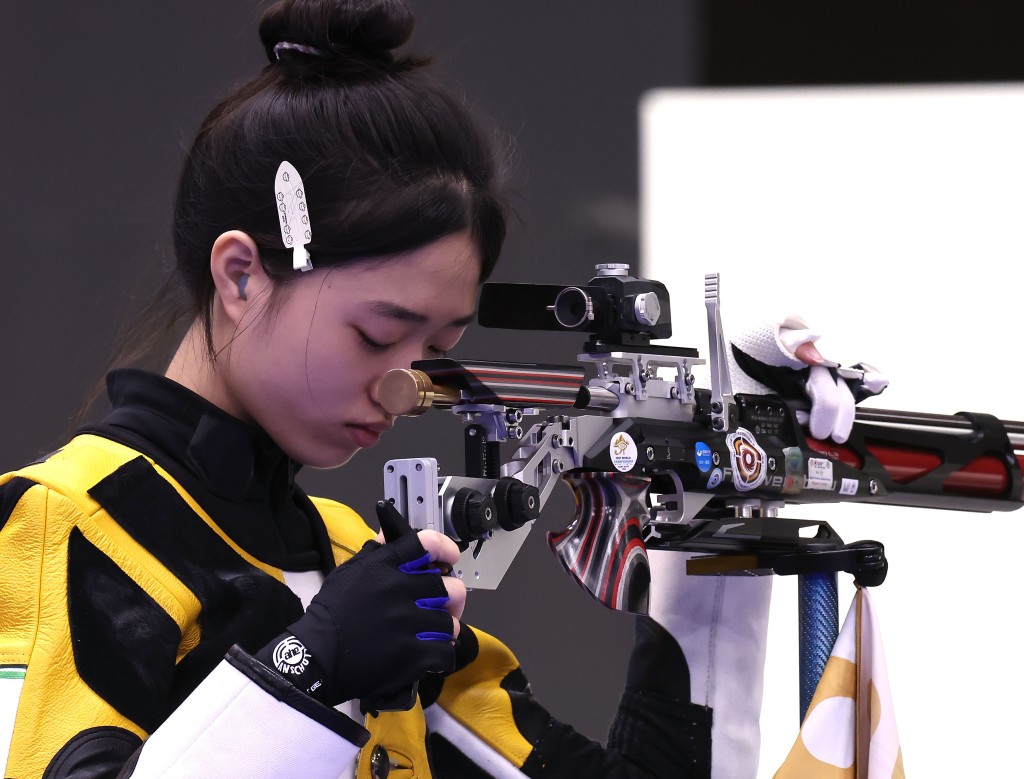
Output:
[256,532,456,708]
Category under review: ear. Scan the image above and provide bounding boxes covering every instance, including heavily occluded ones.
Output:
[210,231,270,326]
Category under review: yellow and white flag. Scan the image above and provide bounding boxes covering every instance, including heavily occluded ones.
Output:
[775,587,904,778]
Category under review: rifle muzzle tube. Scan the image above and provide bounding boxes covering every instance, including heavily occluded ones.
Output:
[857,408,1024,448]
[378,369,462,416]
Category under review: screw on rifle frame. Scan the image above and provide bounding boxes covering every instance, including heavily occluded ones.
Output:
[646,446,655,460]
[709,401,726,430]
[624,382,635,395]
[869,479,879,495]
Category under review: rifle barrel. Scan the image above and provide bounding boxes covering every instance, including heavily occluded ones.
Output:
[857,408,1024,448]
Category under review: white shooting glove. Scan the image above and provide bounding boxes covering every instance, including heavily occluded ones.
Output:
[729,315,889,443]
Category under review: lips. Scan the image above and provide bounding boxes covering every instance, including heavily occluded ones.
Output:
[348,420,392,449]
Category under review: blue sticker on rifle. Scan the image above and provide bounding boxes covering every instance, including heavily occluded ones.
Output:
[695,441,712,473]
[707,468,724,489]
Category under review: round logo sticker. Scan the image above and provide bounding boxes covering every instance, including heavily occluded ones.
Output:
[726,427,767,492]
[272,636,311,675]
[695,442,713,473]
[609,432,638,472]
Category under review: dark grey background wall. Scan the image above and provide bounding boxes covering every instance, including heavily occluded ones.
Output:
[1,0,700,740]
[3,0,1021,744]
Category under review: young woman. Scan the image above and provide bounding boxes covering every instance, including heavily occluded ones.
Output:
[0,1,885,776]
[0,1,722,777]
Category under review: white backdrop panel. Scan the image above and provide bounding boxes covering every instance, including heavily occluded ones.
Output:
[641,84,1024,777]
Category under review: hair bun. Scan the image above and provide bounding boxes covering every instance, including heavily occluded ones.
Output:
[259,0,415,64]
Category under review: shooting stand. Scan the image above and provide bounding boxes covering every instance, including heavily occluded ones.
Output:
[651,512,887,722]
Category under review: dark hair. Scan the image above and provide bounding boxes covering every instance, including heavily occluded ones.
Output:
[71,0,509,431]
[175,0,509,355]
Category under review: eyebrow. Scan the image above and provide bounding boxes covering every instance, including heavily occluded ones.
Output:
[368,301,476,328]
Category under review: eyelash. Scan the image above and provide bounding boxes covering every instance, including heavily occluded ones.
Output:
[357,330,392,354]
[357,329,447,358]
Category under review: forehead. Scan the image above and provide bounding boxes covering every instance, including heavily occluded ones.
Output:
[322,232,481,318]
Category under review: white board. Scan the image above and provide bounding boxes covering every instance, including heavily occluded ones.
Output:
[641,83,1024,777]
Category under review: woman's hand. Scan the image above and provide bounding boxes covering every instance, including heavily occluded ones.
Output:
[415,529,467,639]
[256,529,467,709]
[731,315,889,444]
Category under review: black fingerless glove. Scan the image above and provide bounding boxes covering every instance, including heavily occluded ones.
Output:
[255,534,455,707]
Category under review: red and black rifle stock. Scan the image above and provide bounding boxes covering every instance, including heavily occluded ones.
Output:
[378,266,1024,715]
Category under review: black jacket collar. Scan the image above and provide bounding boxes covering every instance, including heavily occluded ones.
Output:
[80,369,332,572]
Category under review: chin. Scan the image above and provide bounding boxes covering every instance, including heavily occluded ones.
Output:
[274,432,357,470]
[300,446,360,471]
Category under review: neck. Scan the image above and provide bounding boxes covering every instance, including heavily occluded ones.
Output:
[165,319,248,422]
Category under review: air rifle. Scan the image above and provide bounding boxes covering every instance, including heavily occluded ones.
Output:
[378,265,1024,613]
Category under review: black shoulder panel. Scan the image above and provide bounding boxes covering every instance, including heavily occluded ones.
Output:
[43,725,143,779]
[67,529,179,733]
[426,733,496,779]
[87,457,303,712]
[0,476,36,533]
[499,667,551,747]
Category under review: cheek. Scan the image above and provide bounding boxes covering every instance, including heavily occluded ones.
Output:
[293,329,373,405]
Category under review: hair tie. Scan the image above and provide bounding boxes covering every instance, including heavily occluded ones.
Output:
[273,41,329,60]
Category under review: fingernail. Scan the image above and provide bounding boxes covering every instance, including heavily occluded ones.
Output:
[794,341,825,365]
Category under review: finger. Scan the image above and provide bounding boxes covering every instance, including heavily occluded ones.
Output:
[806,365,840,440]
[831,378,856,444]
[451,615,461,642]
[443,576,467,622]
[854,362,889,397]
[777,319,821,364]
[376,499,412,542]
[794,341,825,366]
[416,529,461,567]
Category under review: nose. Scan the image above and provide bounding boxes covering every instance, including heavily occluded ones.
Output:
[369,344,425,408]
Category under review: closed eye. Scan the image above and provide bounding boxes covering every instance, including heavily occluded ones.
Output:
[356,329,394,354]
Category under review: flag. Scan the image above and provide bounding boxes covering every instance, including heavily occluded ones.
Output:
[775,587,904,778]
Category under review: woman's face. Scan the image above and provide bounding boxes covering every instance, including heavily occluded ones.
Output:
[222,232,481,468]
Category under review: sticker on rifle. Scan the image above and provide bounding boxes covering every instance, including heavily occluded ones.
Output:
[707,468,724,489]
[840,478,858,496]
[610,432,638,472]
[782,446,804,494]
[695,441,713,473]
[806,458,834,490]
[726,428,767,491]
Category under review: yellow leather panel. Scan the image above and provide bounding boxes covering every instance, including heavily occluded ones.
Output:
[437,628,533,768]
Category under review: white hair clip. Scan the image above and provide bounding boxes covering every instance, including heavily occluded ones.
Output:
[273,41,328,60]
[275,161,313,272]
